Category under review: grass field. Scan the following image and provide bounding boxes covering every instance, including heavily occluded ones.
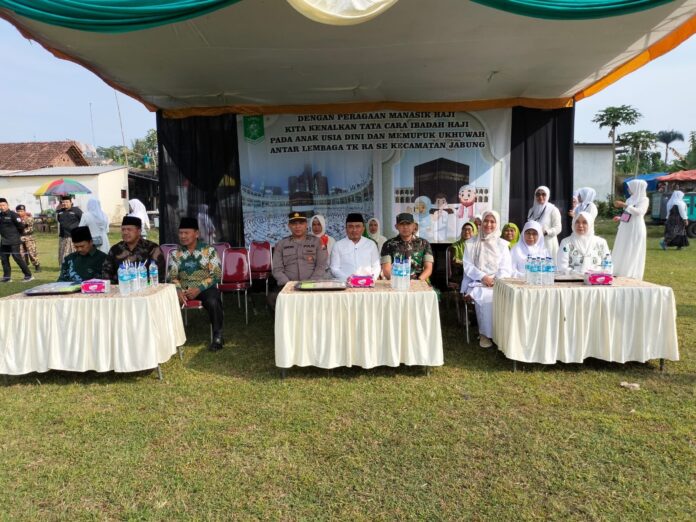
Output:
[0,223,694,520]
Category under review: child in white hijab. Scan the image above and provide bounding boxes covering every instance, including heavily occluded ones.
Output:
[557,212,610,274]
[79,198,110,253]
[128,199,150,238]
[527,186,562,259]
[367,218,387,253]
[575,187,598,220]
[510,220,549,277]
[460,210,512,348]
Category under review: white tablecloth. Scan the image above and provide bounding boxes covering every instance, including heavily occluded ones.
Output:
[0,284,186,375]
[275,280,444,369]
[493,278,679,364]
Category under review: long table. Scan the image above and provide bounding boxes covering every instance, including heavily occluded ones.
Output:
[0,284,186,376]
[275,280,444,370]
[493,277,679,365]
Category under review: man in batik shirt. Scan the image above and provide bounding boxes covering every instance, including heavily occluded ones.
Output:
[380,212,434,281]
[168,217,224,352]
[102,215,165,283]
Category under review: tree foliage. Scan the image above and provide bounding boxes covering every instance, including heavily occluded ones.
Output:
[96,129,158,169]
[656,130,684,164]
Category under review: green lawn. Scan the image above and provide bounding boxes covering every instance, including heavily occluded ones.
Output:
[0,222,694,520]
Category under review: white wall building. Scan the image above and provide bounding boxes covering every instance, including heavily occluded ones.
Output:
[573,143,614,202]
[0,166,129,223]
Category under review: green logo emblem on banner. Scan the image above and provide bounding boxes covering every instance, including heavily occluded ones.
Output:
[243,115,265,143]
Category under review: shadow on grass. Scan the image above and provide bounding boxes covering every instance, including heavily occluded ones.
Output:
[2,368,160,387]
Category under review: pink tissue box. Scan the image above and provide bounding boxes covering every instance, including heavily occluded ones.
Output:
[81,279,110,294]
[347,274,375,288]
[584,272,613,286]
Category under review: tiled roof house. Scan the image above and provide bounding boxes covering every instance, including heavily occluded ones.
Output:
[0,141,89,171]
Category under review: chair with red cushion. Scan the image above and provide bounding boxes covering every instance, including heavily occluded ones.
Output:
[212,242,231,266]
[217,247,252,324]
[249,240,273,295]
[180,300,213,357]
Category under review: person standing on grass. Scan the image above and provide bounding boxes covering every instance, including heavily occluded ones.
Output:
[168,217,224,352]
[56,195,83,265]
[16,204,40,272]
[612,179,649,279]
[79,198,110,254]
[527,186,562,259]
[0,198,33,282]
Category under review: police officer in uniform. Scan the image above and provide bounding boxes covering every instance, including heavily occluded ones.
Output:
[57,195,83,265]
[0,197,33,282]
[268,211,329,309]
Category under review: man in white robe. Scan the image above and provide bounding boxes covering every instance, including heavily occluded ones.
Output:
[330,213,381,281]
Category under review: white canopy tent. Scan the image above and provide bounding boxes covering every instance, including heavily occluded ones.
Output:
[2,0,696,114]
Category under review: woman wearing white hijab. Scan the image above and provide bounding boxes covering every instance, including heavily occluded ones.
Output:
[79,198,110,254]
[367,217,387,253]
[310,214,336,256]
[510,221,549,277]
[575,187,598,220]
[128,198,150,238]
[661,190,690,250]
[557,212,610,274]
[460,210,512,348]
[527,186,562,259]
[612,179,649,279]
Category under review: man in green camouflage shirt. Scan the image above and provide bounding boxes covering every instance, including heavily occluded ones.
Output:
[380,212,434,281]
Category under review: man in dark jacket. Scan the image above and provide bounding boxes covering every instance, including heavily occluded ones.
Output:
[57,195,83,265]
[0,197,33,282]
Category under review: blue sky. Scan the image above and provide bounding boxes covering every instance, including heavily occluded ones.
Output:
[0,18,694,153]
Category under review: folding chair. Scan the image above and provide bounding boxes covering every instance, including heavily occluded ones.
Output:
[249,240,273,295]
[180,299,213,359]
[445,246,472,344]
[217,247,252,324]
[212,242,231,266]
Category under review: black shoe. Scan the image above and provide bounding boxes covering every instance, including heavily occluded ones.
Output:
[0,277,11,283]
[208,337,224,352]
[23,275,35,282]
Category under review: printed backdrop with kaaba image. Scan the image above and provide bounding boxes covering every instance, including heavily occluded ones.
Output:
[237,110,511,244]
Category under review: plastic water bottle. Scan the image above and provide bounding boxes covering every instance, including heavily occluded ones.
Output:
[138,262,148,288]
[117,264,130,296]
[149,262,159,287]
[529,257,538,285]
[402,256,411,291]
[391,255,401,290]
[602,253,613,275]
[545,257,555,285]
[524,255,532,284]
[128,262,139,292]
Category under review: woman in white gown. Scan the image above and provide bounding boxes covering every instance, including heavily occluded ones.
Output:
[557,212,610,274]
[527,186,562,259]
[575,187,599,220]
[310,214,336,256]
[612,179,649,279]
[510,221,549,277]
[460,210,512,348]
[78,198,110,254]
[128,198,150,239]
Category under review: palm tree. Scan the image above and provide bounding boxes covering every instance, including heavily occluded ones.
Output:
[656,130,684,164]
[617,130,657,176]
[592,105,642,198]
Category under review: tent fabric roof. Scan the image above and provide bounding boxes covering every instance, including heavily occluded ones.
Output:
[0,141,89,171]
[657,170,696,181]
[2,0,696,114]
